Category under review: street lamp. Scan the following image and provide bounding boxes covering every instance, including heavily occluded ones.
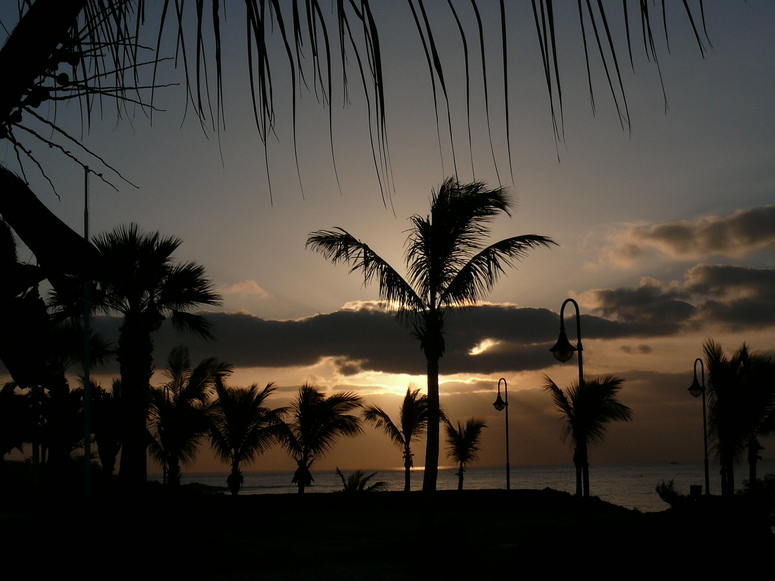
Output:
[549,298,584,387]
[689,358,710,495]
[493,378,510,490]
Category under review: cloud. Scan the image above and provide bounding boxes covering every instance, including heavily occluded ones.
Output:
[80,263,775,383]
[581,264,775,333]
[685,264,775,330]
[89,304,637,378]
[599,205,775,266]
[578,277,695,330]
[220,280,270,298]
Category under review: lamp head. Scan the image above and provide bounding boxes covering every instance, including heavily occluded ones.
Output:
[493,393,507,411]
[550,329,576,363]
[688,376,704,398]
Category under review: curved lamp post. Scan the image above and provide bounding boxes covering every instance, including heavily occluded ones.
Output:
[493,378,510,490]
[689,358,710,495]
[549,298,584,387]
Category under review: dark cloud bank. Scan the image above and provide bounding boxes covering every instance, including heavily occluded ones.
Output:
[89,289,760,377]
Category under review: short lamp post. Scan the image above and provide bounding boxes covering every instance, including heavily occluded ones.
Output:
[549,298,584,387]
[493,378,510,490]
[689,358,710,496]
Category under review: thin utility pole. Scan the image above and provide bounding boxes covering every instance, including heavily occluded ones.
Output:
[82,166,91,498]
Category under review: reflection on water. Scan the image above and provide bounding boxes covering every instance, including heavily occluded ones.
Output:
[157,459,775,513]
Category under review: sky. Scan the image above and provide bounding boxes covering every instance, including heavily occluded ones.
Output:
[2,2,775,481]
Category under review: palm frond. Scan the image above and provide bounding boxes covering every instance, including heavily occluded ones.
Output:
[545,374,632,448]
[442,234,557,305]
[306,227,423,312]
[444,417,487,465]
[362,405,404,447]
[284,384,363,460]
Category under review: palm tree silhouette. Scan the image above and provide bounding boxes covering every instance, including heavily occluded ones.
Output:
[703,339,775,496]
[92,224,221,487]
[444,418,487,491]
[0,382,35,480]
[307,178,555,492]
[148,346,231,487]
[544,375,632,497]
[282,384,363,494]
[89,380,122,488]
[363,386,445,492]
[336,468,388,493]
[208,380,287,495]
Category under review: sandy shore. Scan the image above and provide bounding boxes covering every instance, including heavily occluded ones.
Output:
[4,486,772,580]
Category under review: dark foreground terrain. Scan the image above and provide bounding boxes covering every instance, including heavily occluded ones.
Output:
[3,486,773,580]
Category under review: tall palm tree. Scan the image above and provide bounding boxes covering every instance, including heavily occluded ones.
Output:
[704,340,775,496]
[544,375,632,498]
[282,384,363,494]
[444,418,487,491]
[92,223,221,487]
[307,178,554,492]
[148,346,232,487]
[208,381,287,496]
[363,386,443,492]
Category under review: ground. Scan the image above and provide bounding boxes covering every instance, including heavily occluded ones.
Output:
[3,486,772,580]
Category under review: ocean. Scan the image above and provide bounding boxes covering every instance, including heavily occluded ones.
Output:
[170,458,775,513]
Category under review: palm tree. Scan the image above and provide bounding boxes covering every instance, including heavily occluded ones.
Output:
[282,384,363,494]
[0,382,35,484]
[544,375,632,498]
[89,380,122,488]
[91,223,220,487]
[208,381,287,496]
[148,346,231,487]
[444,418,487,491]
[307,178,554,492]
[363,386,443,492]
[336,468,388,493]
[704,340,775,496]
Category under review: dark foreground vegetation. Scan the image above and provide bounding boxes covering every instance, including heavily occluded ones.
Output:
[3,481,772,581]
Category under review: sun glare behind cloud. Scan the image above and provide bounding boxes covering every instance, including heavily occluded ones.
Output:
[469,338,500,356]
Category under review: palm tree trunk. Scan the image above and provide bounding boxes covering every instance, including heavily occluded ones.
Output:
[117,314,153,488]
[747,437,760,488]
[579,443,591,498]
[457,464,464,491]
[403,446,411,493]
[422,354,440,493]
[582,464,590,498]
[167,458,181,487]
[43,373,73,487]
[227,461,242,496]
[720,450,735,497]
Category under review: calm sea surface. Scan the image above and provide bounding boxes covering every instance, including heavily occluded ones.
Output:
[170,459,775,513]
